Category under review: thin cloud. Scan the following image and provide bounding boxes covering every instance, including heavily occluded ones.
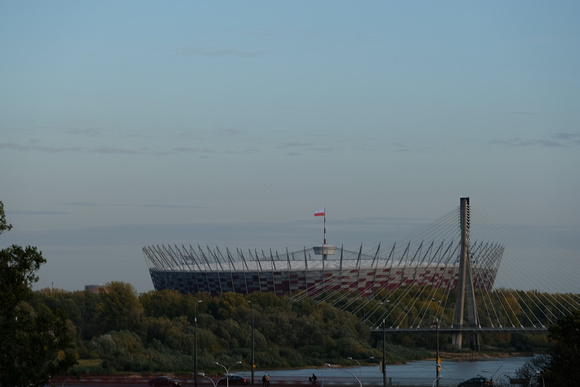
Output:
[490,133,580,148]
[214,128,244,136]
[507,111,540,115]
[92,146,172,155]
[553,132,579,140]
[235,28,323,40]
[277,141,312,149]
[61,127,102,137]
[65,202,105,208]
[7,210,69,216]
[92,146,145,155]
[66,202,207,210]
[124,131,154,139]
[388,141,412,153]
[238,147,261,155]
[236,28,285,38]
[174,147,219,154]
[554,132,580,145]
[312,146,336,153]
[0,142,84,153]
[124,203,208,210]
[0,142,29,151]
[175,46,266,58]
[175,145,259,155]
[0,142,134,154]
[1,141,261,156]
[38,124,103,137]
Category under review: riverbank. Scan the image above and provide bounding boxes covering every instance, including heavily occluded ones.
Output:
[438,351,534,360]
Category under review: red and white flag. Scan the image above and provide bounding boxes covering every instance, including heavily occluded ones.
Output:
[314,209,325,217]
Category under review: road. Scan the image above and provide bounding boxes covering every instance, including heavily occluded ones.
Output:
[48,375,463,387]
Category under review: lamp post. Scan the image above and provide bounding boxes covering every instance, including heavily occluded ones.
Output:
[431,298,441,387]
[382,319,387,387]
[347,356,374,385]
[347,357,362,382]
[378,299,389,387]
[435,318,440,387]
[215,361,242,387]
[325,364,362,387]
[194,300,202,387]
[198,373,217,387]
[248,300,255,384]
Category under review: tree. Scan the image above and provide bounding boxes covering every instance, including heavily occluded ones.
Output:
[514,354,550,387]
[0,201,12,234]
[542,310,580,386]
[96,281,144,334]
[515,310,580,386]
[0,201,77,387]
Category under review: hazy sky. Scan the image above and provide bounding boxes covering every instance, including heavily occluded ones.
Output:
[1,1,579,294]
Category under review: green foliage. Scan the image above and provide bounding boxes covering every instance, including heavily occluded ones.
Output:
[38,287,389,373]
[515,310,580,386]
[0,201,12,234]
[0,245,45,313]
[0,201,77,387]
[514,354,550,386]
[91,330,150,372]
[542,310,580,386]
[32,283,578,375]
[140,289,188,320]
[97,281,144,334]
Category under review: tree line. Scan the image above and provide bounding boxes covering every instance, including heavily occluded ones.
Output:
[32,282,566,375]
[33,283,431,374]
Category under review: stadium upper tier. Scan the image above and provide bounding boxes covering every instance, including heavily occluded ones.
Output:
[143,240,503,296]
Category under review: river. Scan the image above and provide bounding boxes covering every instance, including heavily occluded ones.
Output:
[238,356,532,386]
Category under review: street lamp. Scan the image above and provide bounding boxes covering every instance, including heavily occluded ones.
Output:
[382,319,387,387]
[215,361,242,387]
[248,300,255,384]
[194,300,203,387]
[325,363,362,387]
[434,318,440,387]
[431,298,441,387]
[347,357,362,381]
[347,356,374,385]
[378,299,390,387]
[198,373,217,387]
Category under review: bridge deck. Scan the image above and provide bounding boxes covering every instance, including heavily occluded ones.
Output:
[373,326,548,333]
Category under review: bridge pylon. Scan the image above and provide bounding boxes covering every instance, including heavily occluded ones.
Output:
[452,197,480,350]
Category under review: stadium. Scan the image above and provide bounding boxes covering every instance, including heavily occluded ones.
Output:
[142,240,503,297]
[143,203,504,297]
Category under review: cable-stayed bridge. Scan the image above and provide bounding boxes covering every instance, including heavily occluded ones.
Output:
[289,197,580,349]
[144,197,579,350]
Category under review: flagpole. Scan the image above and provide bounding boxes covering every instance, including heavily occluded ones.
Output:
[313,208,336,259]
[323,207,327,245]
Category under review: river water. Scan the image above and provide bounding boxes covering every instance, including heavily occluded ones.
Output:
[239,356,531,386]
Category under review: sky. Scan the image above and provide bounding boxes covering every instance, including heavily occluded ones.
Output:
[1,1,579,294]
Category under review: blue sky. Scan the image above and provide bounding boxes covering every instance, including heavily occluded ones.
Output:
[1,1,579,293]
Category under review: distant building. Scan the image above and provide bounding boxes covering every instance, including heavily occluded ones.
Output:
[85,284,105,294]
